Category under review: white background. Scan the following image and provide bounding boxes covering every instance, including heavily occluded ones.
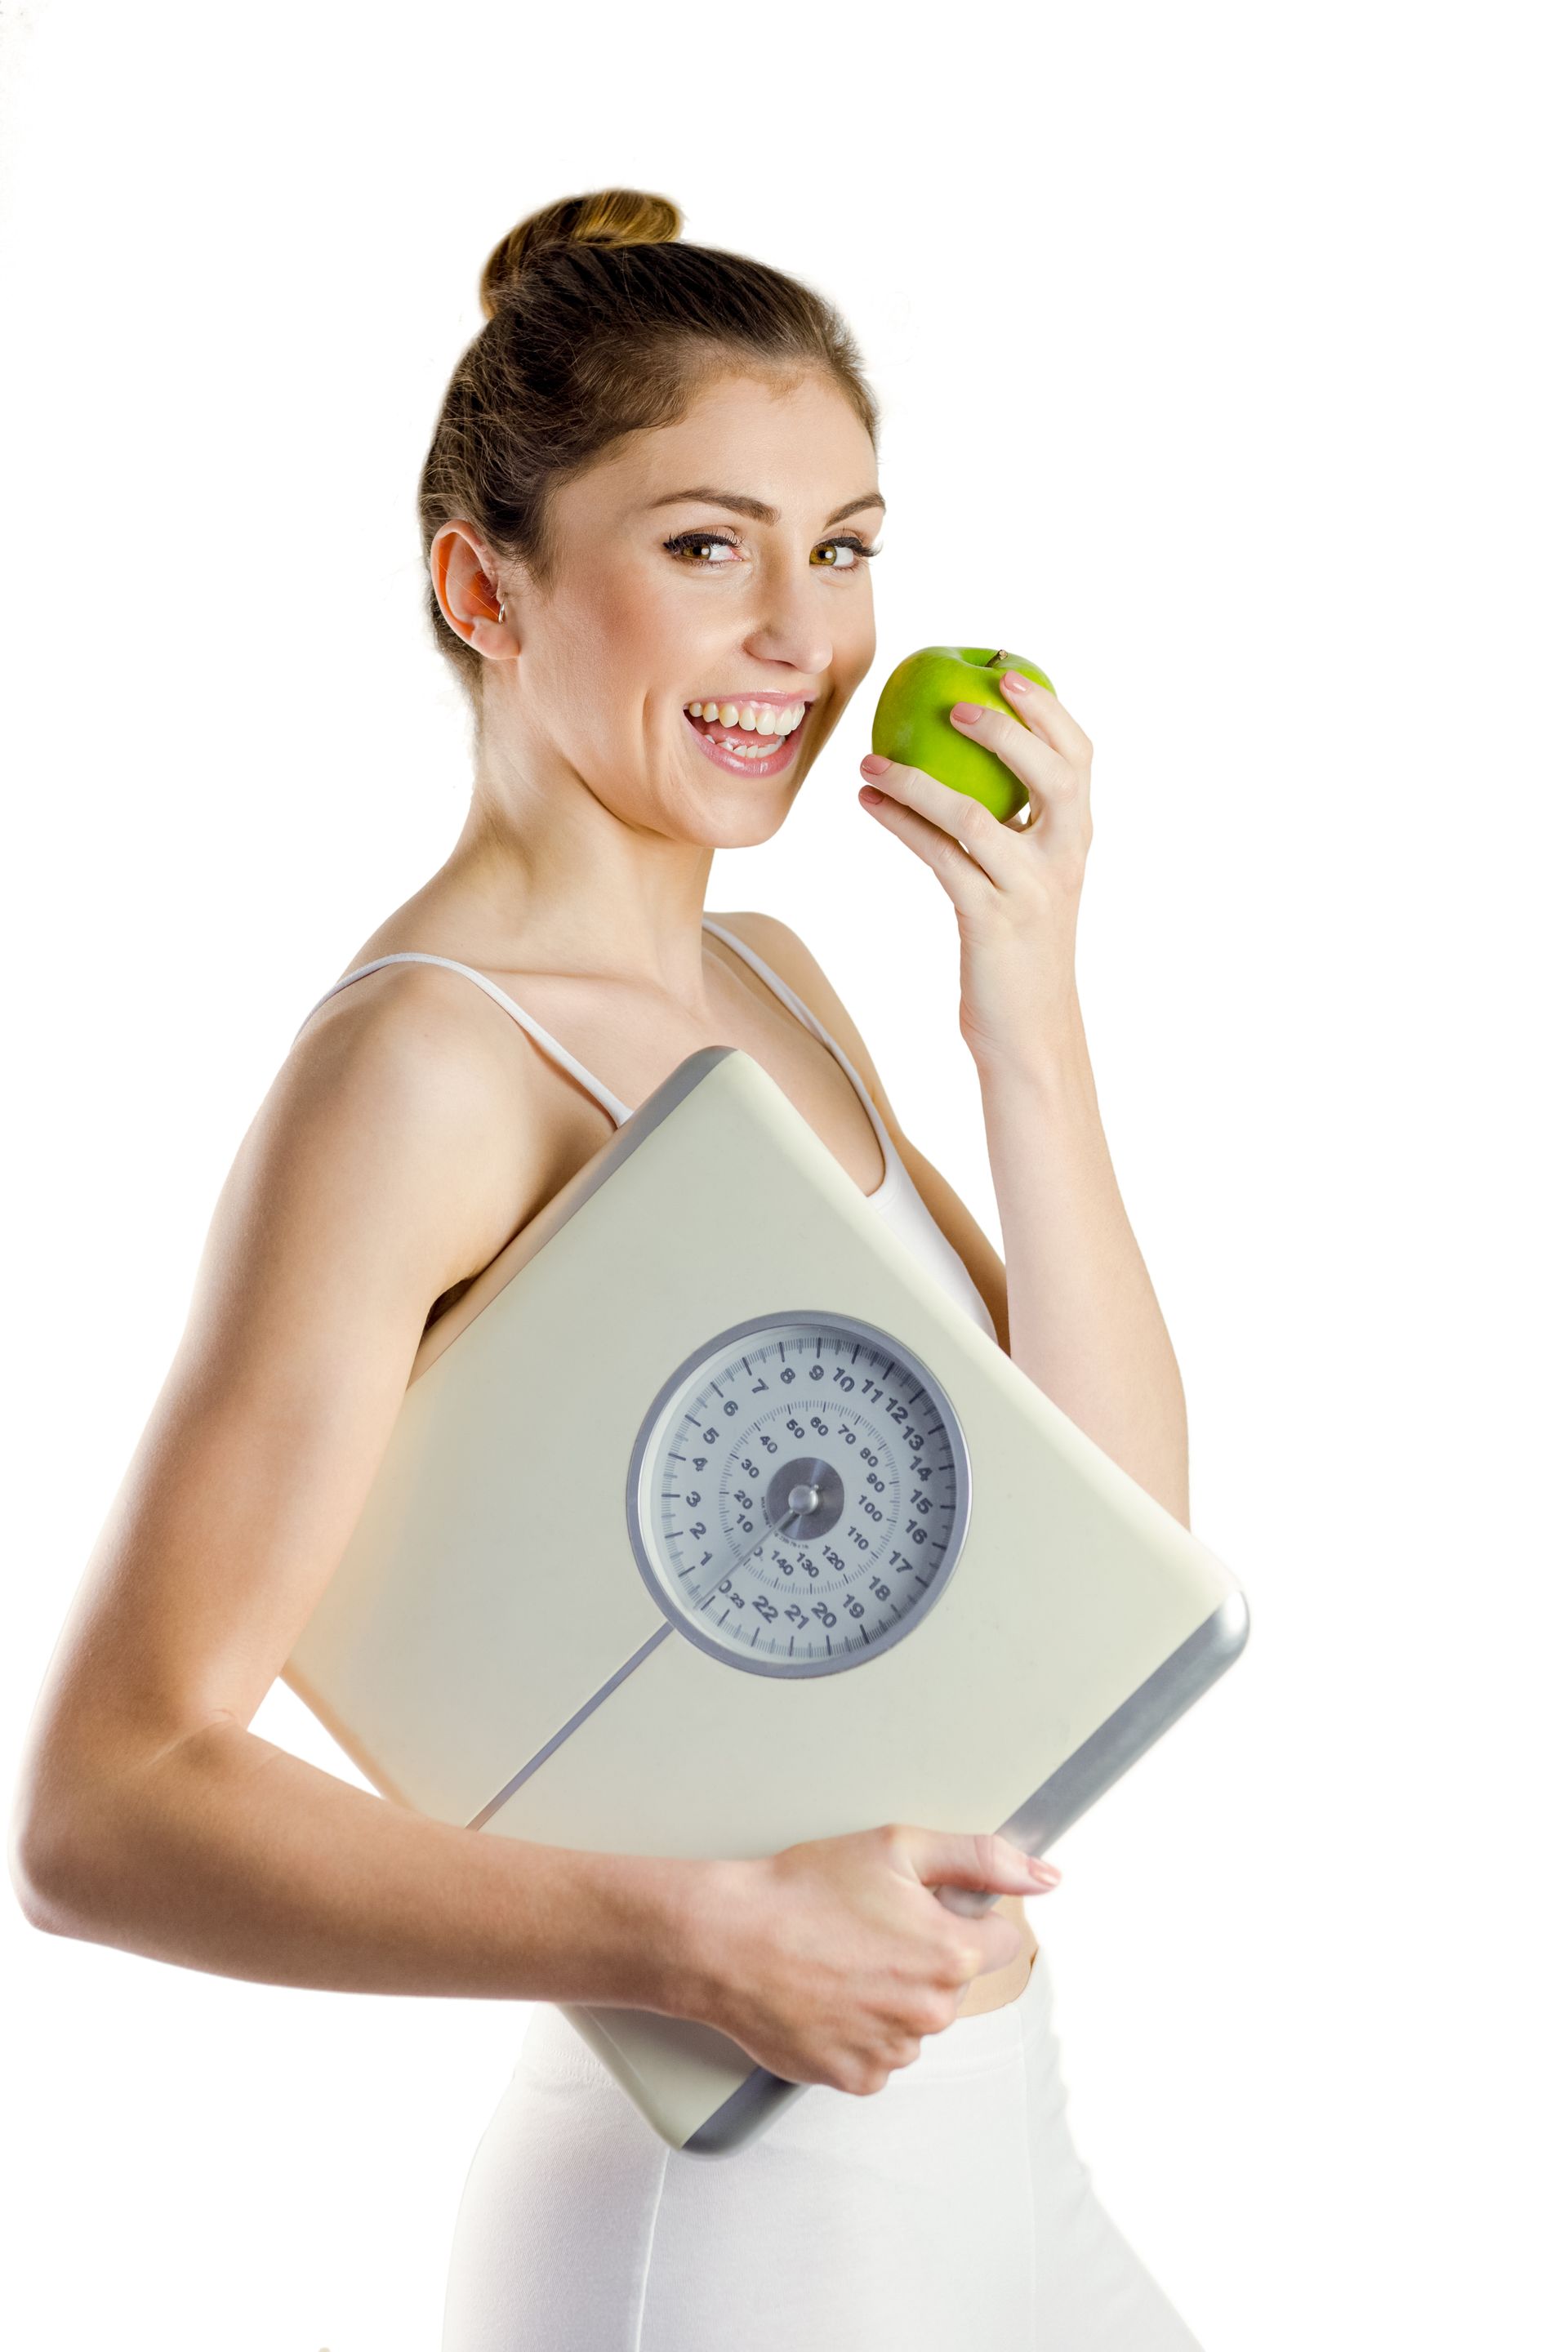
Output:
[3,2,1563,2345]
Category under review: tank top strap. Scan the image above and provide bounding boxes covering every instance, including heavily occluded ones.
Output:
[292,951,634,1126]
[700,916,897,1156]
[702,922,995,1336]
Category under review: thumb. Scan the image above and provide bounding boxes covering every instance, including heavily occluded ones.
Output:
[899,1827,1062,1913]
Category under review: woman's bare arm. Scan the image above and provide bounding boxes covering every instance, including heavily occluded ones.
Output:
[7,966,722,2016]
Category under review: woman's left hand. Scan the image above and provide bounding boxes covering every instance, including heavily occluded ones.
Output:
[858,670,1094,1072]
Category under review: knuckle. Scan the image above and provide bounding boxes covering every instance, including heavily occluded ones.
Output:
[978,1829,1009,1875]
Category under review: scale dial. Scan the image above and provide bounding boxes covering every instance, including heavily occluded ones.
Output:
[626,1311,972,1677]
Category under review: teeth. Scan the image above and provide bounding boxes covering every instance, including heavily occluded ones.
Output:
[685,699,808,736]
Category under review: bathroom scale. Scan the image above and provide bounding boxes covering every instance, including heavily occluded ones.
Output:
[283,1045,1249,2157]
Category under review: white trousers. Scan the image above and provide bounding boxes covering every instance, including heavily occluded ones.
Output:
[440,1944,1205,2350]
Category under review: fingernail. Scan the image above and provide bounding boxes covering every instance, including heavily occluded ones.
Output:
[861,752,892,774]
[950,702,982,724]
[1028,1857,1061,1883]
[1002,670,1031,693]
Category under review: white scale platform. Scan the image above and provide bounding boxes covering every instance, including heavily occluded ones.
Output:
[284,1046,1248,2155]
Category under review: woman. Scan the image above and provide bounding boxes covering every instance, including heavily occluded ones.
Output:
[11,190,1201,2348]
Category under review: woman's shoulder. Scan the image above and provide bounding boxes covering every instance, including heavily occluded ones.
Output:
[276,951,562,1303]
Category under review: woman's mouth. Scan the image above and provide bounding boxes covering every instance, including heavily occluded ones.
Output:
[681,697,810,780]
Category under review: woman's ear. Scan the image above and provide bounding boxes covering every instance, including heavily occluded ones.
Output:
[431,521,516,655]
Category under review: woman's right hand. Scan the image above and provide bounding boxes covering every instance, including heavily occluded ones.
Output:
[688,1824,1062,2096]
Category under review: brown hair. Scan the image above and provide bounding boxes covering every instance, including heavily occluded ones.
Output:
[416,189,880,724]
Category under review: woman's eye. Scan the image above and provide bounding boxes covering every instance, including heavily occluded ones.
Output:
[662,530,882,571]
[810,536,882,570]
[662,530,743,565]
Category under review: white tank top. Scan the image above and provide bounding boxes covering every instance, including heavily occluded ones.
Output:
[296,915,999,1343]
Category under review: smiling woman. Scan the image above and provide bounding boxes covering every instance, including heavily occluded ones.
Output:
[416,350,891,862]
[12,183,1203,2352]
[416,189,883,730]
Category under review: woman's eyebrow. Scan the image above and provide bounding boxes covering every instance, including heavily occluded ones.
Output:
[644,488,886,527]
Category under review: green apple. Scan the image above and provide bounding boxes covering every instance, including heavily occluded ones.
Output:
[871,644,1055,823]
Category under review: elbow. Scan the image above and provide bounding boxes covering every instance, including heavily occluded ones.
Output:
[7,1757,124,1943]
[9,1798,90,1939]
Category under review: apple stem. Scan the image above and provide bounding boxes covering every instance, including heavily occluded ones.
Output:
[986,649,1009,668]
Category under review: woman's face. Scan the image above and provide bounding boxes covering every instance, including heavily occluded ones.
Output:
[498,367,880,843]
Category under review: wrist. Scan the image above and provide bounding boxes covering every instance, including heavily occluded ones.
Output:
[690,1856,773,2031]
[972,1023,1092,1104]
[627,1852,763,2026]
[969,985,1089,1092]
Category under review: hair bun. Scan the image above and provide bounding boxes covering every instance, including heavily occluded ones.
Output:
[479,189,683,318]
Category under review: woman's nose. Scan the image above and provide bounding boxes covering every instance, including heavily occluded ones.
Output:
[741,574,835,679]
